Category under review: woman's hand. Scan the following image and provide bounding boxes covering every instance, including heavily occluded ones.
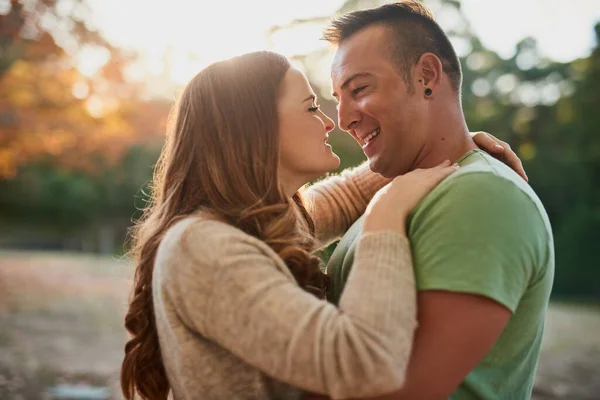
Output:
[472,132,528,182]
[363,160,459,237]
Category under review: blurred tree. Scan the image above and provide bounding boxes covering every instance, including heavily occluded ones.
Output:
[0,143,162,253]
[0,0,111,77]
[548,24,600,298]
[0,0,146,177]
[0,0,170,252]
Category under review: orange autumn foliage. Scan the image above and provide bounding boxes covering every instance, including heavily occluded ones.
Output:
[0,57,169,179]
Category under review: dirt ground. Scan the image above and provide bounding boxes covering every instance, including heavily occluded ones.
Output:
[0,251,599,399]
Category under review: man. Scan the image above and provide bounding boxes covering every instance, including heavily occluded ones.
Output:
[324,2,554,399]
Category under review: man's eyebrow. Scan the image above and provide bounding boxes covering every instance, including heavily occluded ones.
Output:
[332,72,372,98]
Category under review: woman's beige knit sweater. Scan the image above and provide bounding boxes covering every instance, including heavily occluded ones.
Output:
[152,163,417,399]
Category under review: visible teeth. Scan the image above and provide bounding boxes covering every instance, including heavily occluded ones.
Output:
[364,128,380,144]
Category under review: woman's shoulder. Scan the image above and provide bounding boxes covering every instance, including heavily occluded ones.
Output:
[155,211,295,288]
[163,212,250,248]
[158,211,278,266]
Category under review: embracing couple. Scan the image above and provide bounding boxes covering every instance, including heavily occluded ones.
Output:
[120,2,554,399]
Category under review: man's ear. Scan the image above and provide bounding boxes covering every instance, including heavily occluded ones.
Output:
[415,52,443,91]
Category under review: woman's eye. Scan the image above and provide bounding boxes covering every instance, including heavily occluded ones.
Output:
[308,105,320,113]
[352,86,366,95]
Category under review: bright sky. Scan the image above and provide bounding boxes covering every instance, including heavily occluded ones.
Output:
[84,0,600,93]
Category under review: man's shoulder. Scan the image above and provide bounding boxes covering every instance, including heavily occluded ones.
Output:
[410,150,551,238]
[448,149,527,188]
[424,150,542,209]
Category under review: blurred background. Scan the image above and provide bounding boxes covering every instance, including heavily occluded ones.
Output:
[0,0,599,399]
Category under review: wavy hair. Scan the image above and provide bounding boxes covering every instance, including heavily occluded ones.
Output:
[120,51,328,400]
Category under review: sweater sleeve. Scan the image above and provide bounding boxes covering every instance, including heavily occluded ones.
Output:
[161,219,416,399]
[303,162,390,248]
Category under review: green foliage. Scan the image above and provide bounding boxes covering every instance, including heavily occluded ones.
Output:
[0,145,159,252]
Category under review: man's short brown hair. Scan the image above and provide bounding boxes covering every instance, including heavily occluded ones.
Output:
[323,1,462,92]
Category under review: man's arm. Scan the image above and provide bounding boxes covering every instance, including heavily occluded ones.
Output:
[371,291,511,399]
[374,170,545,399]
[366,169,544,399]
[303,291,511,400]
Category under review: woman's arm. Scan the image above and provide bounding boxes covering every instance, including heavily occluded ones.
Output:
[471,132,528,181]
[303,162,390,248]
[158,165,456,399]
[162,219,416,399]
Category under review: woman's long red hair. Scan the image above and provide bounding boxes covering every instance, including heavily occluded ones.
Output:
[120,51,328,400]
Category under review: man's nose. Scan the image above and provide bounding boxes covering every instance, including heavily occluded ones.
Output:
[337,100,360,132]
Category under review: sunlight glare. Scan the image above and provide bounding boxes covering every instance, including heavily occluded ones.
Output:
[76,45,110,77]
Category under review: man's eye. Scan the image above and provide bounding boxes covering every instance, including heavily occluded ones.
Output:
[352,86,366,95]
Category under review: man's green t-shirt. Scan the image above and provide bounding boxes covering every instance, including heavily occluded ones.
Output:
[326,150,555,399]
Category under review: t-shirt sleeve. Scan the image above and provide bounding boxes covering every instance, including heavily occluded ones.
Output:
[408,172,546,313]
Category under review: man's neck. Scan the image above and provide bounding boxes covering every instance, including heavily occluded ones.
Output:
[412,110,476,170]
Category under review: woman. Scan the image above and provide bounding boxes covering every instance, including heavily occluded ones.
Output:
[120,51,523,400]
